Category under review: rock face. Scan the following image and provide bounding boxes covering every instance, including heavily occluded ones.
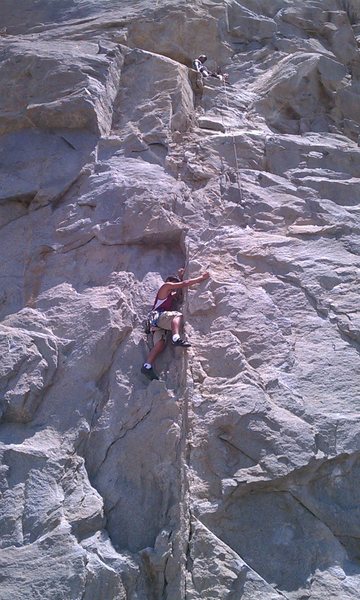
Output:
[1,1,360,598]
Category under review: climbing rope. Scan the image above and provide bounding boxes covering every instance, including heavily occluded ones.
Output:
[221,77,244,206]
[184,74,245,271]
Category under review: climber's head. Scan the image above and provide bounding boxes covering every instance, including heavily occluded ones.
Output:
[198,54,207,63]
[166,276,181,283]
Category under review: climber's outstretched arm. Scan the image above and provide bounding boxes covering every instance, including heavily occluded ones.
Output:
[160,272,210,296]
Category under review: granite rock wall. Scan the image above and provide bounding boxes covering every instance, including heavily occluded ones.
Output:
[1,1,360,599]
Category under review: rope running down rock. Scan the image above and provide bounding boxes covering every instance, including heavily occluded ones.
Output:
[185,75,244,269]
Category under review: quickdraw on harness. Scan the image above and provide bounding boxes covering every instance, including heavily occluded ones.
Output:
[144,310,160,333]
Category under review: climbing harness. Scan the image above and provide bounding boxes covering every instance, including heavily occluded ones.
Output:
[144,287,177,334]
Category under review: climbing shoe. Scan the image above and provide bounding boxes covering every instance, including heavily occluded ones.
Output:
[141,365,159,381]
[172,338,192,348]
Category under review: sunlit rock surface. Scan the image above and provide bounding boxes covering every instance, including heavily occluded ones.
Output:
[1,1,360,598]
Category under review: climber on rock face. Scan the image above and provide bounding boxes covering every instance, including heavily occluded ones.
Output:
[192,54,227,82]
[141,267,210,381]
